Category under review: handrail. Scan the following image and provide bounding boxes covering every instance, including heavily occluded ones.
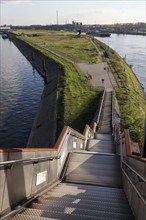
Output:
[90,90,105,130]
[96,89,105,126]
[120,133,146,208]
[122,160,146,183]
[0,155,60,166]
[111,90,115,135]
[122,168,146,206]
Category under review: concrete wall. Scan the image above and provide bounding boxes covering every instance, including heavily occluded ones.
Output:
[9,34,63,148]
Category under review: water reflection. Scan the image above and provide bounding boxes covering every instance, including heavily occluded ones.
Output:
[0,37,44,148]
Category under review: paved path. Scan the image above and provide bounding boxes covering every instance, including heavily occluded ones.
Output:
[78,62,117,91]
[30,40,117,91]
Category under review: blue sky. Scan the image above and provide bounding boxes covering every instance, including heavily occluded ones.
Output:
[0,0,145,25]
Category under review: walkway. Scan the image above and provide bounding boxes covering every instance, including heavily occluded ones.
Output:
[29,39,117,91]
[78,62,116,90]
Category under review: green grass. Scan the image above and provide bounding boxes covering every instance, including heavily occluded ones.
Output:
[12,30,102,63]
[93,39,146,145]
[16,34,103,133]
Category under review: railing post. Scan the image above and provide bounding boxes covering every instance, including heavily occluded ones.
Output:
[124,129,132,156]
[141,120,146,157]
[120,134,123,168]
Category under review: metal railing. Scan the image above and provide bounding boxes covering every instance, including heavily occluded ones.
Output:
[122,160,146,183]
[122,168,146,207]
[90,89,105,131]
[120,133,146,217]
[96,89,105,126]
[0,155,60,166]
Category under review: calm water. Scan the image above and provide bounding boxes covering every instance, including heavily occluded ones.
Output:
[96,34,146,92]
[0,37,44,148]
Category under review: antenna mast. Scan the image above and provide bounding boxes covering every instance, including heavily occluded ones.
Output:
[56,10,58,25]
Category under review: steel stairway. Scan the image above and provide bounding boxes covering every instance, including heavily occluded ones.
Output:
[10,182,134,220]
[9,90,135,219]
[10,138,134,219]
[98,91,112,134]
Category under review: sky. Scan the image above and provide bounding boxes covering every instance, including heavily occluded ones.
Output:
[0,0,146,26]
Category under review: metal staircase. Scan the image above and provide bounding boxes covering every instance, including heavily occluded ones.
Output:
[10,182,134,220]
[9,133,135,219]
[6,89,135,220]
[65,152,122,187]
[97,91,112,134]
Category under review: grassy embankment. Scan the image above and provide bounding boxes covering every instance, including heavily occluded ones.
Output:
[14,30,102,63]
[94,38,146,144]
[13,30,103,132]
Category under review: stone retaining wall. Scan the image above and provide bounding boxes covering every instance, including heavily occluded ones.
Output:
[10,34,63,148]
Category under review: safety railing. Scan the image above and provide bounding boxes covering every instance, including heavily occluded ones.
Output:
[0,156,60,167]
[0,124,93,217]
[90,89,105,132]
[111,90,115,135]
[120,130,146,220]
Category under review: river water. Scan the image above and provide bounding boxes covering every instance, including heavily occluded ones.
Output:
[96,34,146,92]
[0,37,44,148]
[0,34,145,148]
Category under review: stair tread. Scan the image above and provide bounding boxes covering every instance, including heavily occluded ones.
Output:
[18,208,134,220]
[33,201,132,214]
[94,134,113,140]
[10,214,59,220]
[88,145,115,153]
[43,192,127,202]
[70,152,120,160]
[88,139,114,144]
[65,175,122,187]
[66,166,121,175]
[57,183,124,192]
[48,187,125,196]
[32,203,134,219]
[38,197,132,209]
